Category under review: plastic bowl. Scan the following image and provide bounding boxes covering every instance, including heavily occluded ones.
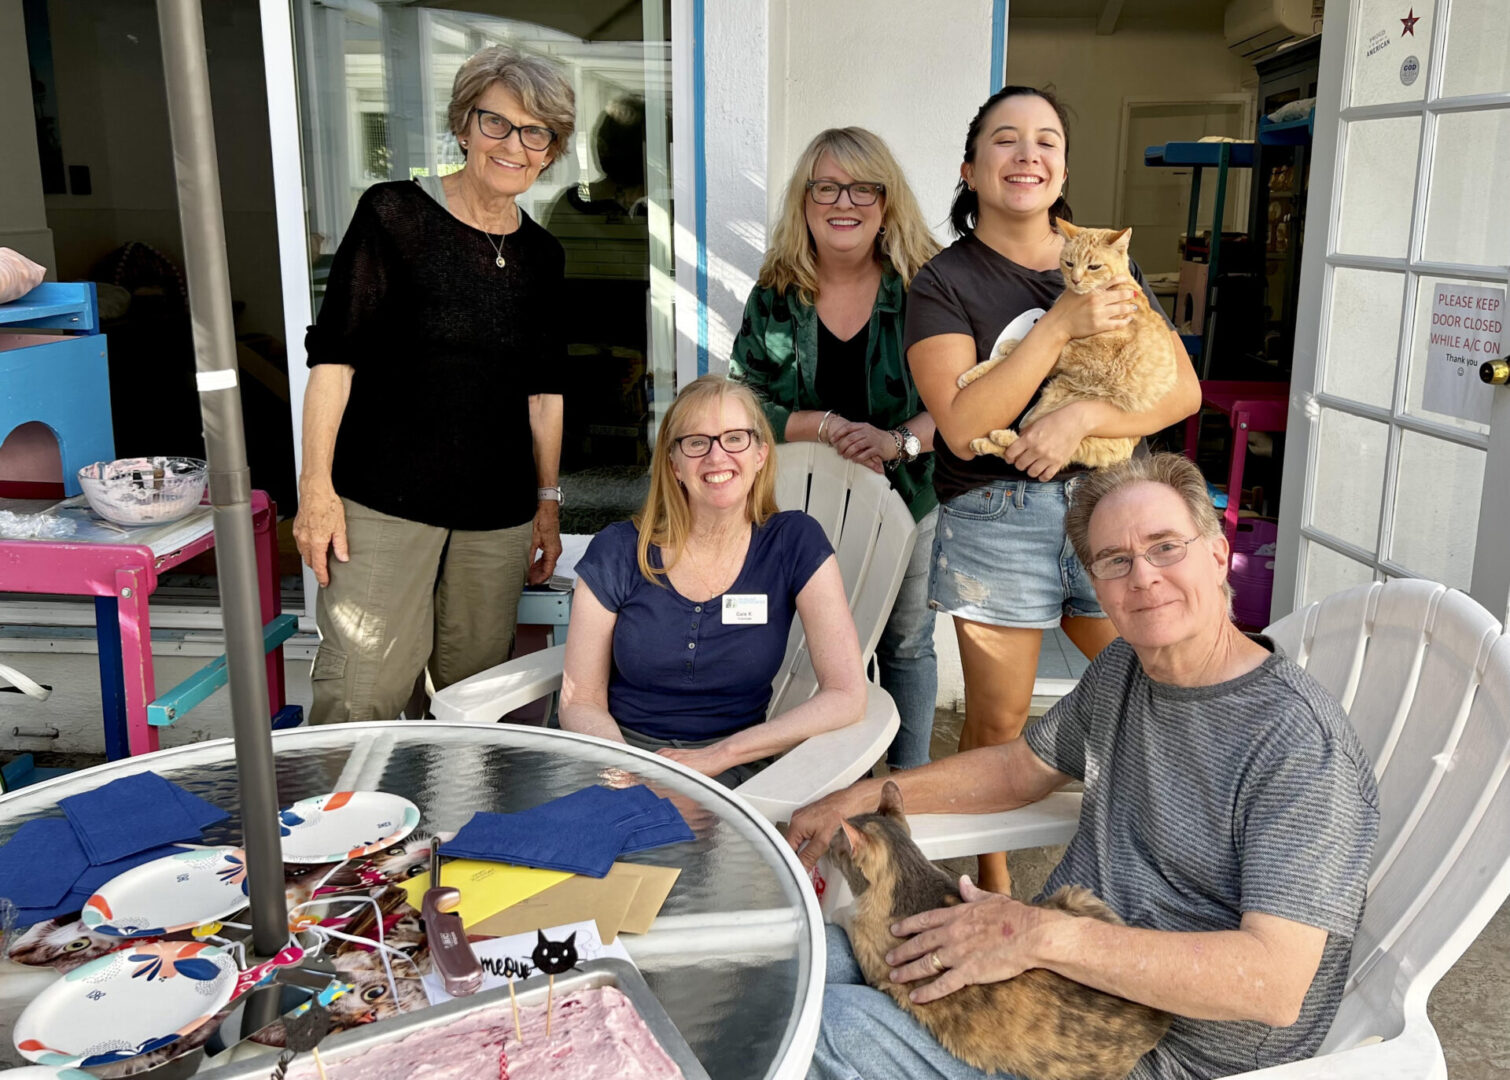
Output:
[78,457,208,527]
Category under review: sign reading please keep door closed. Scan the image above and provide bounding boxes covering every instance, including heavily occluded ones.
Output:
[1422,283,1504,426]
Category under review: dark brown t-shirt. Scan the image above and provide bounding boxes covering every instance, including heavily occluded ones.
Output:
[903,233,1173,502]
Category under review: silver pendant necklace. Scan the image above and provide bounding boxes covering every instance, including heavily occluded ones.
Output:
[461,182,510,268]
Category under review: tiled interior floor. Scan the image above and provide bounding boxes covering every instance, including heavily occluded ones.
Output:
[922,635,1510,1079]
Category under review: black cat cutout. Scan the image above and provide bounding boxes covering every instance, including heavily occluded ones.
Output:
[531,930,578,975]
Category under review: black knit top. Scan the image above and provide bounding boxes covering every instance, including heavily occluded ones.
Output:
[305,180,567,530]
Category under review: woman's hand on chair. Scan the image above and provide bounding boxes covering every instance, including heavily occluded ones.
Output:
[292,484,349,587]
[829,422,892,474]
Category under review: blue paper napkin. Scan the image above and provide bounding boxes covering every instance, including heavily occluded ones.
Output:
[442,785,694,877]
[14,888,94,930]
[0,819,89,909]
[620,797,696,853]
[59,772,229,865]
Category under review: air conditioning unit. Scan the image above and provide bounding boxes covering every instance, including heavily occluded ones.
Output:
[1224,0,1323,61]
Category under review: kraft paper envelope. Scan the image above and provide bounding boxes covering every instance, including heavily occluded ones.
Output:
[616,863,682,934]
[398,859,571,929]
[469,862,645,942]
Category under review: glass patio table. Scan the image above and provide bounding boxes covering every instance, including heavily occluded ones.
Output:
[0,722,824,1079]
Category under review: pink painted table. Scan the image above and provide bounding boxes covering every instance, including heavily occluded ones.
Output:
[0,491,287,758]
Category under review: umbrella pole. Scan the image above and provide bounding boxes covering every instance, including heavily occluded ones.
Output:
[155,0,286,959]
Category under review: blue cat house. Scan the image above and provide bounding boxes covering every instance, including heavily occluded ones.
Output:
[0,282,114,497]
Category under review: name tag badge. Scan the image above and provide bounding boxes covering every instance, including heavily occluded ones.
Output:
[722,594,768,625]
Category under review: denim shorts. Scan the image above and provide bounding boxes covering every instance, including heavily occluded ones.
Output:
[928,476,1105,629]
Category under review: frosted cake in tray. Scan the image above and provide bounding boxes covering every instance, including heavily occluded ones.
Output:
[285,986,684,1080]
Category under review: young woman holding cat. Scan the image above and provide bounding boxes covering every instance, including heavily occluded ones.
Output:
[559,375,867,787]
[904,87,1200,894]
[731,127,942,770]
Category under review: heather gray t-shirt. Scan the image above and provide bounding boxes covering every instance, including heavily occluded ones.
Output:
[1024,636,1379,1080]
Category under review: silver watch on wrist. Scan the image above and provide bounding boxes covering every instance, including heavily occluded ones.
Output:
[537,486,564,508]
[894,425,921,463]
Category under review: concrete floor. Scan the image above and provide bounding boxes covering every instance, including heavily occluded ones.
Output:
[926,704,1510,1078]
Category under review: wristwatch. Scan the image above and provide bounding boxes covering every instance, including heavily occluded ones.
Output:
[537,486,565,508]
[893,426,921,463]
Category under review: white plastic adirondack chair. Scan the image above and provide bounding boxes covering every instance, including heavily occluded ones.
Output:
[430,443,913,821]
[825,579,1510,1079]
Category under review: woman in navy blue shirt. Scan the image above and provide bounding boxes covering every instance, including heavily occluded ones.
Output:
[562,375,867,786]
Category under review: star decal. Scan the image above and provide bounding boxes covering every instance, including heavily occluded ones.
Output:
[1401,8,1420,35]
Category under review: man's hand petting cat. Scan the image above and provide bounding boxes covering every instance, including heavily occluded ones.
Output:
[1003,403,1093,480]
[1047,276,1139,339]
[786,787,871,869]
[830,422,894,474]
[884,877,1071,1003]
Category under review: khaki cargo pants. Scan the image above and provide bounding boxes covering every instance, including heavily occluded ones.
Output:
[310,498,533,724]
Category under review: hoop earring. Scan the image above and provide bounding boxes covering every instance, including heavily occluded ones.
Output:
[876,226,887,238]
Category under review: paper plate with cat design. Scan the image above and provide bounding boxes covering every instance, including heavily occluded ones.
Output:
[14,941,238,1068]
[278,791,420,864]
[81,847,250,939]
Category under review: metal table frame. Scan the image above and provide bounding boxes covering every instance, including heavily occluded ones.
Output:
[0,723,824,1079]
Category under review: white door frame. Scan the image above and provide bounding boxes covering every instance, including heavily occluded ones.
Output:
[1274,0,1510,622]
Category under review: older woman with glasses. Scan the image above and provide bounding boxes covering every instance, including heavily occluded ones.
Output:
[560,375,867,787]
[731,127,943,771]
[294,46,575,725]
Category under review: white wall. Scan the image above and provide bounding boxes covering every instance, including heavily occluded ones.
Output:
[0,1,57,272]
[1005,18,1255,229]
[770,0,996,249]
[40,0,285,341]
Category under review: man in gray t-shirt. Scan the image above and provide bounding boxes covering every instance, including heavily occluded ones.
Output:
[791,453,1378,1080]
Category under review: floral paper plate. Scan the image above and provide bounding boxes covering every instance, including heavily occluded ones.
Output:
[277,791,420,864]
[81,847,250,939]
[14,942,238,1068]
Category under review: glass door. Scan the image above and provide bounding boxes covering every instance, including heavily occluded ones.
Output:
[282,0,676,585]
[1276,0,1510,621]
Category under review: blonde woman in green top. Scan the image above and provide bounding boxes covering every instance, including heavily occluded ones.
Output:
[731,127,942,768]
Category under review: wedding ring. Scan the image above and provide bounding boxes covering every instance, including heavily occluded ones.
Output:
[929,951,946,974]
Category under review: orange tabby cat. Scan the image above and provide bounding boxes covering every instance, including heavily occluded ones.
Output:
[958,220,1179,468]
[829,782,1171,1080]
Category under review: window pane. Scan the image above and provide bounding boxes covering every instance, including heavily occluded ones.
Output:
[1348,0,1434,108]
[1388,432,1482,589]
[1441,0,1510,97]
[1322,268,1405,409]
[1309,409,1388,553]
[1335,117,1420,260]
[1303,540,1377,608]
[1423,110,1510,268]
[1404,276,1497,436]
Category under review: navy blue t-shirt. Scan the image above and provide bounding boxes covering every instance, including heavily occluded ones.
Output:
[574,511,834,741]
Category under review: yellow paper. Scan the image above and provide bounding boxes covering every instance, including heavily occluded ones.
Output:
[399,860,572,929]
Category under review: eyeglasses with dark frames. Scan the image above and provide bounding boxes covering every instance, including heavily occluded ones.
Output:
[674,429,758,458]
[469,108,557,152]
[1087,536,1203,581]
[806,180,886,206]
